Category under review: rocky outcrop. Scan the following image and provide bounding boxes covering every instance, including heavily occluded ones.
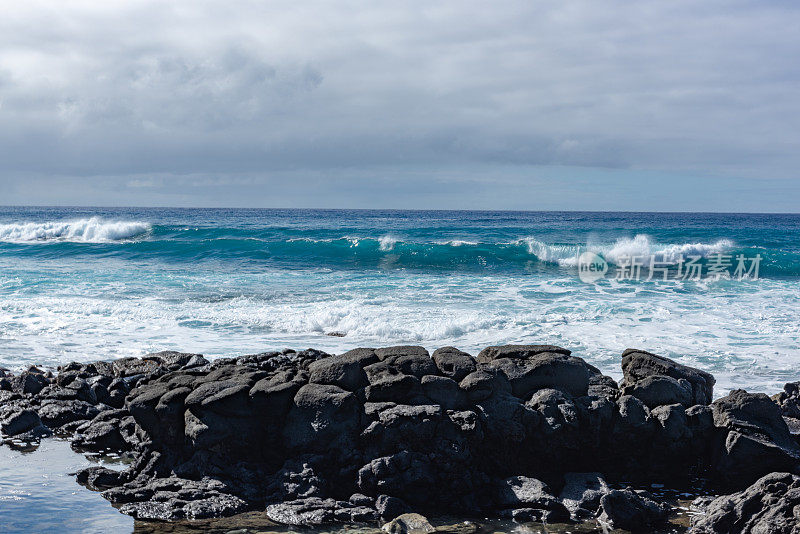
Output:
[597,488,671,530]
[691,472,800,533]
[2,344,799,530]
[710,389,800,486]
[620,349,715,407]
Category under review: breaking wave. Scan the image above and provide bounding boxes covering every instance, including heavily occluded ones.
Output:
[0,218,151,243]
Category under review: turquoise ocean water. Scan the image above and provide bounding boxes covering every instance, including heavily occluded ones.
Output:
[1,206,799,395]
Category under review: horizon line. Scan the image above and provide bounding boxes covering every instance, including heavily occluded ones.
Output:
[1,204,799,216]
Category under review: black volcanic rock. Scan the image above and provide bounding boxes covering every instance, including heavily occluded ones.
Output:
[4,344,798,528]
[597,488,671,530]
[710,389,800,485]
[477,345,594,399]
[308,349,378,391]
[431,347,476,382]
[621,349,715,406]
[691,472,800,533]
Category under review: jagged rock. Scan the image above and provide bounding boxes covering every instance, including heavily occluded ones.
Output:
[365,348,437,382]
[266,497,376,525]
[113,357,163,377]
[691,472,800,533]
[7,344,790,527]
[71,409,131,451]
[431,347,476,382]
[283,383,360,452]
[479,346,594,399]
[265,457,327,501]
[376,494,412,521]
[75,466,128,489]
[588,374,619,399]
[495,476,569,522]
[597,488,670,530]
[476,345,571,363]
[38,399,102,428]
[0,407,51,438]
[183,493,248,519]
[12,371,49,395]
[621,349,715,405]
[119,500,185,521]
[624,375,693,408]
[711,389,800,485]
[558,472,610,520]
[382,513,435,533]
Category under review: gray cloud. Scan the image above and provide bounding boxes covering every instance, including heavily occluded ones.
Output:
[0,1,799,208]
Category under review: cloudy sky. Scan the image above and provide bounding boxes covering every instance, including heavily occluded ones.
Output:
[1,0,799,210]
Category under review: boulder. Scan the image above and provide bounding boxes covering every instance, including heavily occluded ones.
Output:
[495,476,569,522]
[266,497,376,525]
[476,345,571,363]
[12,371,48,395]
[773,381,800,419]
[375,346,430,361]
[72,409,130,451]
[376,494,413,521]
[558,472,610,520]
[382,513,435,533]
[477,346,594,399]
[431,347,476,382]
[0,407,51,438]
[38,399,102,428]
[711,389,800,485]
[621,349,715,405]
[308,349,378,390]
[597,488,671,530]
[75,466,128,489]
[691,472,800,533]
[623,375,693,408]
[588,374,619,399]
[459,370,510,402]
[365,352,437,382]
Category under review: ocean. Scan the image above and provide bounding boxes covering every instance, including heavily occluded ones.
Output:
[1,206,798,396]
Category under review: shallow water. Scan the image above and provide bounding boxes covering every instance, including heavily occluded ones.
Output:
[0,438,133,532]
[0,436,705,534]
[1,207,799,395]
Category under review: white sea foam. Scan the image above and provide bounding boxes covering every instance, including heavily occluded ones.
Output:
[603,234,734,264]
[0,217,150,243]
[2,261,795,396]
[513,234,734,267]
[378,235,397,251]
[436,239,479,247]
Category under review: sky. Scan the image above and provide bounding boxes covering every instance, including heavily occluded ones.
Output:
[0,0,799,211]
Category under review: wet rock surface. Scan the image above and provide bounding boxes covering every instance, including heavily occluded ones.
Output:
[0,344,798,532]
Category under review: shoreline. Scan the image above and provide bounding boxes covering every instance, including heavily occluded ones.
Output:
[1,345,799,533]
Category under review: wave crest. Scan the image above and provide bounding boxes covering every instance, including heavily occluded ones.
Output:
[512,234,734,266]
[0,217,151,243]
